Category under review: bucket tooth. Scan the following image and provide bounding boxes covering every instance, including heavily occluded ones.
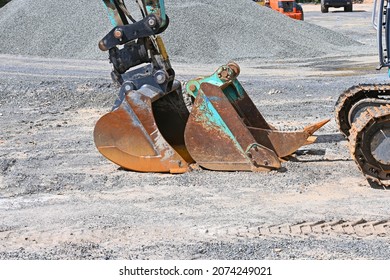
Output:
[303,119,330,135]
[248,118,330,158]
[94,85,192,173]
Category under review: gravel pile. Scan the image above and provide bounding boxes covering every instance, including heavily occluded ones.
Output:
[0,0,110,59]
[163,0,360,63]
[0,0,360,63]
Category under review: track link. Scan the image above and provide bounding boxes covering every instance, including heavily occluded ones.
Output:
[335,84,390,137]
[349,104,390,187]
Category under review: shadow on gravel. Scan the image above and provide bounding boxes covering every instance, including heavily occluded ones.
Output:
[290,157,352,163]
[0,0,11,8]
[295,149,326,156]
[315,133,345,143]
[331,10,366,13]
[368,179,390,190]
[292,149,353,162]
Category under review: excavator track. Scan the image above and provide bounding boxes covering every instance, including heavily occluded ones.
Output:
[349,104,390,188]
[335,84,390,137]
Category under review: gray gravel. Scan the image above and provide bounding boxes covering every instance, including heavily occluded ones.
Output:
[0,0,360,63]
[2,238,390,260]
[1,55,390,260]
[163,0,360,63]
[1,3,389,260]
[0,0,110,59]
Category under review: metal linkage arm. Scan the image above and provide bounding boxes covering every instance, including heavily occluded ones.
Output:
[100,0,174,90]
[98,14,165,51]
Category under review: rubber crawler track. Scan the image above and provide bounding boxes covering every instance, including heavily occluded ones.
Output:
[349,104,390,187]
[334,84,390,137]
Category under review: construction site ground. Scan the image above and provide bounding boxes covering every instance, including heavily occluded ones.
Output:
[1,3,390,259]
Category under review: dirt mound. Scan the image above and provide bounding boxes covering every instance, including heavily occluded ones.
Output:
[0,0,360,63]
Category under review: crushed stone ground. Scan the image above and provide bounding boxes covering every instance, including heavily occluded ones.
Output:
[0,3,389,260]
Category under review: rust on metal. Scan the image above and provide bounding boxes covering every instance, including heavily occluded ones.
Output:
[189,84,197,93]
[94,86,192,173]
[184,82,329,172]
[185,83,280,171]
[248,118,329,158]
[217,61,240,81]
[335,83,390,187]
[349,103,390,186]
[335,84,390,137]
[113,28,123,39]
[98,40,108,51]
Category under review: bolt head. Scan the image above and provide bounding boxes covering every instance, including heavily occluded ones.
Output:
[148,18,156,27]
[156,74,166,84]
[114,29,123,39]
[189,84,197,92]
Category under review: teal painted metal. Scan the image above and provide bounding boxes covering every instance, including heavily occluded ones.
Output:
[184,64,251,155]
[102,0,121,27]
[186,65,245,103]
[145,0,167,27]
[102,0,167,27]
[195,91,245,154]
[223,82,245,103]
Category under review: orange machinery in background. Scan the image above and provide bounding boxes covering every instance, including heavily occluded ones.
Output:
[254,0,304,20]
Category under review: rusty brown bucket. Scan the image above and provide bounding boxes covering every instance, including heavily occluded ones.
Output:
[94,82,193,173]
[184,62,329,171]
